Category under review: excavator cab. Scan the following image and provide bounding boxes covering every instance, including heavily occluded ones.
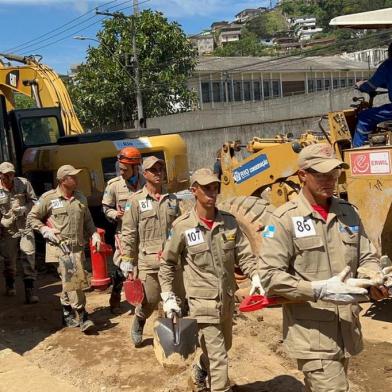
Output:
[0,53,190,216]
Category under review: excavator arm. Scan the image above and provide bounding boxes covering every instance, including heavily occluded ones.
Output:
[0,52,83,135]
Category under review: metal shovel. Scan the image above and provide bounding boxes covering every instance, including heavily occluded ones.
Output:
[59,242,89,292]
[153,315,198,368]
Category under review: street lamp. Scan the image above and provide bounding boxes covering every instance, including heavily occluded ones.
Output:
[73,35,145,129]
[73,35,135,82]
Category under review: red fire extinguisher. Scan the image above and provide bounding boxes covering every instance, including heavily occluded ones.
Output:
[89,228,112,290]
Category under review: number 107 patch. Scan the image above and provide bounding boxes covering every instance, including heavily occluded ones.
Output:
[292,216,316,238]
[185,228,204,246]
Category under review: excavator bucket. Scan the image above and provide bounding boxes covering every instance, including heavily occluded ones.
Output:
[153,316,198,368]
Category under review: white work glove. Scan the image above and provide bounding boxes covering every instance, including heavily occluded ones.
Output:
[161,292,181,319]
[91,232,102,252]
[13,206,27,217]
[40,226,60,244]
[311,266,369,304]
[249,274,265,295]
[346,275,385,287]
[119,260,134,278]
[383,266,392,276]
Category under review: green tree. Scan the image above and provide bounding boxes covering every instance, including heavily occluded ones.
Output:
[213,31,272,56]
[69,10,197,130]
[14,93,36,109]
[246,10,288,38]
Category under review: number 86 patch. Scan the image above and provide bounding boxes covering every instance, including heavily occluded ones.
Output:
[292,216,316,238]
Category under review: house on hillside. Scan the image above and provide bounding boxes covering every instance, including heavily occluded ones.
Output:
[188,56,373,109]
[211,21,229,32]
[189,31,215,56]
[216,23,242,47]
[235,7,268,23]
[290,17,323,41]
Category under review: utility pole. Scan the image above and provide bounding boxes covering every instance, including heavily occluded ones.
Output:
[132,0,144,128]
[96,3,144,129]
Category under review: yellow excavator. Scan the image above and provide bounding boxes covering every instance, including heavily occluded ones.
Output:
[0,53,189,219]
[218,9,392,261]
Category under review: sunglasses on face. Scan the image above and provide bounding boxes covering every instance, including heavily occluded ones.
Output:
[305,168,342,180]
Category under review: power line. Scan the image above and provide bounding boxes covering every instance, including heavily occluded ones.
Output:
[13,0,131,54]
[5,0,119,53]
[20,17,107,55]
[17,1,152,55]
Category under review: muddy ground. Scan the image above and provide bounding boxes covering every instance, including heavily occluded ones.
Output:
[0,271,391,392]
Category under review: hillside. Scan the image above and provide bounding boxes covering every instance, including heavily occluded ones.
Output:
[213,1,392,57]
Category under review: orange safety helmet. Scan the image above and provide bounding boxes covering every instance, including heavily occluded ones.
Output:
[117,147,142,165]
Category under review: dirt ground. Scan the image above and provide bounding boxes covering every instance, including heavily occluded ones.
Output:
[0,271,391,392]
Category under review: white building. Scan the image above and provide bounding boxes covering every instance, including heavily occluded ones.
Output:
[291,17,323,41]
[189,32,215,56]
[235,7,268,23]
[342,47,388,67]
[217,23,242,46]
[188,56,373,110]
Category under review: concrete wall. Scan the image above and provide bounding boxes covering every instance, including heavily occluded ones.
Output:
[180,116,321,171]
[151,88,354,134]
[149,88,389,171]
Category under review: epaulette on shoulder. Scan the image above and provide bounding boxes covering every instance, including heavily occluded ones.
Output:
[41,189,57,199]
[337,197,357,211]
[220,210,234,218]
[167,193,178,200]
[337,197,353,206]
[273,200,297,218]
[74,190,87,203]
[15,176,27,184]
[172,212,190,227]
[107,176,121,185]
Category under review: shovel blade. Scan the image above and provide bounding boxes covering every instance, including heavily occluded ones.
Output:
[124,278,144,306]
[153,317,198,368]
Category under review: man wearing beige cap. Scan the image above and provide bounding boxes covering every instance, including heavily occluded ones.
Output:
[121,155,181,347]
[0,161,38,304]
[258,144,388,391]
[159,168,263,392]
[28,164,101,333]
[102,146,143,314]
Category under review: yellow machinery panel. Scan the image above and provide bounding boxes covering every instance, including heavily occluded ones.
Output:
[344,146,392,257]
[21,133,189,207]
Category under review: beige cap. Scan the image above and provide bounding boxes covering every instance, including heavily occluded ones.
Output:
[0,162,15,174]
[142,156,164,171]
[190,168,220,186]
[57,164,82,179]
[298,144,349,173]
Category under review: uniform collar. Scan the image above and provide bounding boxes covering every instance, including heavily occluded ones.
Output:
[296,190,344,220]
[55,186,75,200]
[189,207,224,230]
[142,185,168,202]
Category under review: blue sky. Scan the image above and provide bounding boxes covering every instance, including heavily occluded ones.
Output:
[0,0,276,75]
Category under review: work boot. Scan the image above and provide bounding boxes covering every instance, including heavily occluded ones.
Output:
[62,305,80,328]
[188,364,209,392]
[77,309,95,333]
[131,316,146,347]
[4,277,16,297]
[109,291,122,314]
[24,279,39,304]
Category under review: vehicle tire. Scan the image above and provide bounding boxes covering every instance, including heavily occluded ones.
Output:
[218,196,275,254]
[218,196,276,301]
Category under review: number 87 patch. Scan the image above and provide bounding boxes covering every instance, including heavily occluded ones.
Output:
[292,216,316,238]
